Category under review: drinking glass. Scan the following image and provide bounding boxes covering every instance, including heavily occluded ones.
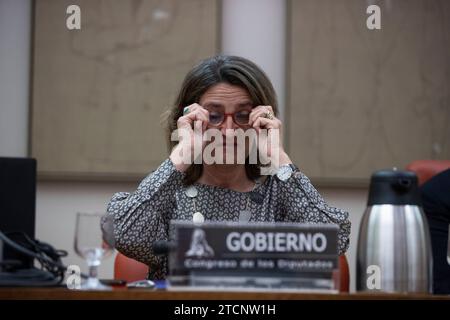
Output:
[74,212,114,290]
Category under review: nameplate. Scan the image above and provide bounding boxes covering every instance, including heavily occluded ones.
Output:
[168,221,339,291]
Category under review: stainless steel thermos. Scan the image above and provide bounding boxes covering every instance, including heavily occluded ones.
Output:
[356,169,433,293]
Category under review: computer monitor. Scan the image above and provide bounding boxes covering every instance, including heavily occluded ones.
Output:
[0,157,37,269]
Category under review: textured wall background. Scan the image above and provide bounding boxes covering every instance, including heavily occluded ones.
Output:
[31,0,219,179]
[287,0,450,184]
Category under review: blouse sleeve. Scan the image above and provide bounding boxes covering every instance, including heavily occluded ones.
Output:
[278,171,351,255]
[105,158,184,274]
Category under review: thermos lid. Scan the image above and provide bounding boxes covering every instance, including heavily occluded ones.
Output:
[367,169,422,206]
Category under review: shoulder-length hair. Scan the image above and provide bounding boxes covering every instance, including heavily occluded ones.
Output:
[165,55,279,185]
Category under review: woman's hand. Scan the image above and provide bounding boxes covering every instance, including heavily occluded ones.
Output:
[170,103,209,172]
[248,105,292,169]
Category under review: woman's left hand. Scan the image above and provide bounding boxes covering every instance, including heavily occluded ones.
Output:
[248,105,292,168]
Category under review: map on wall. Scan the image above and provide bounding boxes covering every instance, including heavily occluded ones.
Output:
[31,0,219,180]
[287,0,450,185]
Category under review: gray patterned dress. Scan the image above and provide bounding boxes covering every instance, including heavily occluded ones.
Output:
[106,158,351,279]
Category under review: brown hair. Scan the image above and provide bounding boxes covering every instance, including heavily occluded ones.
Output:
[166,55,279,185]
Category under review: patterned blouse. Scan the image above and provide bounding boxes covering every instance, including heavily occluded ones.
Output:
[106,158,351,279]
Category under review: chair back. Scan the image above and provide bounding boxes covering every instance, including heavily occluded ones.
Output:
[114,252,148,282]
[406,160,450,186]
[339,255,350,293]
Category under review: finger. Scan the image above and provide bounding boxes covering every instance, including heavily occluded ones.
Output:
[187,103,210,115]
[194,120,204,151]
[180,108,209,125]
[258,105,274,114]
[182,103,203,118]
[194,119,203,136]
[251,105,273,114]
[248,106,260,118]
[186,103,203,111]
[252,118,260,133]
[249,109,267,125]
[184,104,209,130]
[198,108,209,131]
[252,117,280,130]
[249,106,275,125]
[186,107,209,129]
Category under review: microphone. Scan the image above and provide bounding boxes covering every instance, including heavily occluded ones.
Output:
[249,191,264,204]
[152,240,176,256]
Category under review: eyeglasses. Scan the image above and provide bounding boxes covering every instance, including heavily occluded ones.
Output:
[208,110,251,126]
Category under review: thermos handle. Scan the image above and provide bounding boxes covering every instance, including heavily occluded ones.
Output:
[392,178,412,192]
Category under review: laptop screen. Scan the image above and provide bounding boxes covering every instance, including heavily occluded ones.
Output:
[0,157,36,269]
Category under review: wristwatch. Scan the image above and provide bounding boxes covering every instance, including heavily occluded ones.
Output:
[276,164,299,182]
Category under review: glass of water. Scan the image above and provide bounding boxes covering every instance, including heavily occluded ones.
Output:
[74,212,114,290]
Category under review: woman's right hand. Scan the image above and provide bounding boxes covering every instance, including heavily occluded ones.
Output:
[169,103,209,172]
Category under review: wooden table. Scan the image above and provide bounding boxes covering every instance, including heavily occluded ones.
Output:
[0,287,449,300]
